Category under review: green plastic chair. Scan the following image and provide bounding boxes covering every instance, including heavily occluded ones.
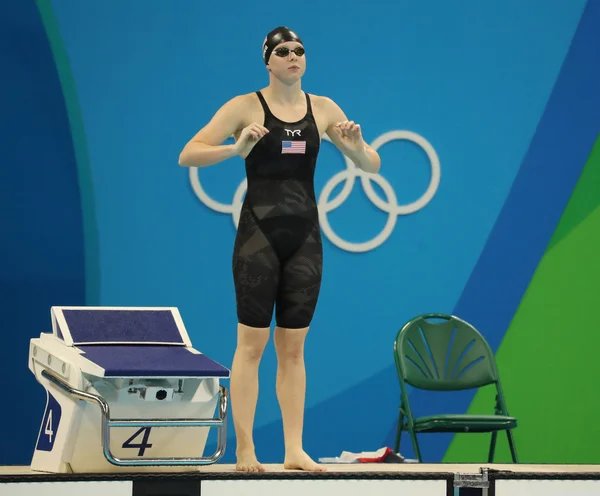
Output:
[393,313,518,463]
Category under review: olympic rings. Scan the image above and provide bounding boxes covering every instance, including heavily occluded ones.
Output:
[188,130,441,252]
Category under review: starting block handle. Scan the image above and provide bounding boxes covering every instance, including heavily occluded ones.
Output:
[41,369,228,467]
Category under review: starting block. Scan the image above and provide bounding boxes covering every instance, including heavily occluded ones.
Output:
[27,306,230,473]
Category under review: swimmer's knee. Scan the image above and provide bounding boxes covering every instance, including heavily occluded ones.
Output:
[274,325,309,362]
[235,322,270,359]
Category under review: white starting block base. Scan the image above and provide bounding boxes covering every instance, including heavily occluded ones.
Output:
[32,377,223,474]
[28,306,230,474]
[2,464,600,496]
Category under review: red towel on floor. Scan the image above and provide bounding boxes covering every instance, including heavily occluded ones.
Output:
[340,447,405,463]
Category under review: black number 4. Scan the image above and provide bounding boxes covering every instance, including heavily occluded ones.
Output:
[122,427,153,456]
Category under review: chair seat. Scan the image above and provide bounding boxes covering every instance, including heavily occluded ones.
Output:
[410,414,517,433]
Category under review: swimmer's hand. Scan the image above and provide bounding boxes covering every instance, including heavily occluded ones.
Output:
[333,121,364,153]
[332,120,380,173]
[234,123,269,156]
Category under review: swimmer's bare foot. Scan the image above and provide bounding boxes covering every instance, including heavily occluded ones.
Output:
[284,450,327,472]
[236,450,265,472]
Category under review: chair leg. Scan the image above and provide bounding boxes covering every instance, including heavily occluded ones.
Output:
[506,429,518,463]
[409,428,422,462]
[488,431,498,463]
[394,413,404,453]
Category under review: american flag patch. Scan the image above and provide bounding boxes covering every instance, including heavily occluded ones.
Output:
[281,140,306,154]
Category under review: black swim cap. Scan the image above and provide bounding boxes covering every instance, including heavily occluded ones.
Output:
[262,26,303,64]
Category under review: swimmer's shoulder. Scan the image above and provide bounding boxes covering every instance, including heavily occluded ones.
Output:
[216,92,265,132]
[220,92,264,116]
[220,92,259,109]
[306,93,336,111]
[305,93,342,122]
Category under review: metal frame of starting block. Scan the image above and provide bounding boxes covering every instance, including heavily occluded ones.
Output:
[28,306,230,473]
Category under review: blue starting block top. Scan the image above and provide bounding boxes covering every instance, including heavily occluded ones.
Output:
[77,345,229,378]
[50,306,230,379]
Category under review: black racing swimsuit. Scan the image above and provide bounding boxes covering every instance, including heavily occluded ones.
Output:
[232,91,322,329]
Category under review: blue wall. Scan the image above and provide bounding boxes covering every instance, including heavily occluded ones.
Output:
[1,0,594,465]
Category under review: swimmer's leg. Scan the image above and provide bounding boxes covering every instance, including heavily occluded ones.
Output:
[274,221,325,471]
[231,323,270,472]
[274,325,326,472]
[231,207,279,472]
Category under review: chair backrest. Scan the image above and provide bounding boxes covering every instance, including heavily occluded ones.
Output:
[394,314,499,391]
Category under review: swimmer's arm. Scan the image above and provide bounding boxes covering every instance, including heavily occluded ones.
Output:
[323,97,381,174]
[178,96,246,167]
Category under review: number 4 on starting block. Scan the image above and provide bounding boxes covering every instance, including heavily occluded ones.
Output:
[122,427,153,457]
[36,392,62,452]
